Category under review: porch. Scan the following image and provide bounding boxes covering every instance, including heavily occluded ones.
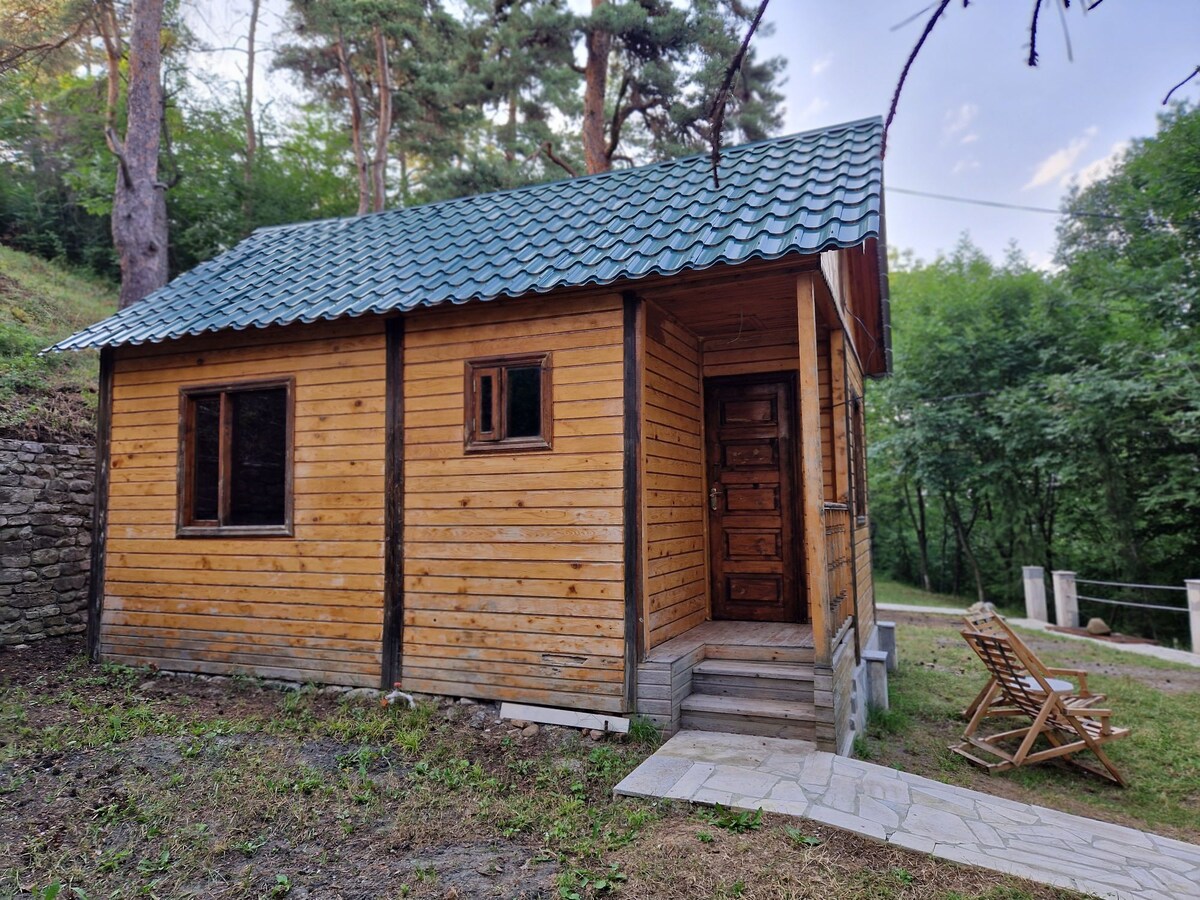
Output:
[631,261,876,752]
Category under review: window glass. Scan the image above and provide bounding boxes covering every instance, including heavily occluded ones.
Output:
[505,366,541,438]
[191,395,221,521]
[228,388,287,526]
[479,373,494,434]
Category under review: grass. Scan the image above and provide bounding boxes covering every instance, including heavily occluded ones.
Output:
[874,578,971,610]
[859,611,1200,841]
[0,638,1078,899]
[0,245,116,442]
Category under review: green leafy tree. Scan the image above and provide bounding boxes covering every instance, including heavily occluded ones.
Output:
[872,105,1200,638]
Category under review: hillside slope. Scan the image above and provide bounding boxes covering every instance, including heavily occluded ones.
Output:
[0,246,116,443]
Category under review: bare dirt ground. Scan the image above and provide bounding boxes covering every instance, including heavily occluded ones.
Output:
[0,636,1082,899]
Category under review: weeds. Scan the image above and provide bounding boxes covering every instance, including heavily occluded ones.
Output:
[704,804,762,833]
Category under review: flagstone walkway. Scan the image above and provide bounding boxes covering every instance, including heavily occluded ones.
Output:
[615,731,1200,899]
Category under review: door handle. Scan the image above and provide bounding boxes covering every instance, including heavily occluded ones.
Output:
[709,484,722,511]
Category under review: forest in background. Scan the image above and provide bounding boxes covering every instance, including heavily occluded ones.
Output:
[1,2,1197,628]
[0,0,783,282]
[870,104,1200,639]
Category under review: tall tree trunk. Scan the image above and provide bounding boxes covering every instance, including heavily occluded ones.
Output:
[946,493,987,605]
[581,0,611,174]
[107,0,167,309]
[335,35,370,215]
[903,478,932,592]
[242,0,260,227]
[371,26,392,213]
[95,0,122,131]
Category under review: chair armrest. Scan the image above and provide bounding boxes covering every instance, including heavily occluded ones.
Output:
[1047,667,1090,691]
[1066,705,1113,717]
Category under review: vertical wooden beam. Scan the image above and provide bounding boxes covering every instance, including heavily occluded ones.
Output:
[622,292,645,712]
[797,274,832,665]
[837,331,862,663]
[380,317,404,689]
[87,347,114,663]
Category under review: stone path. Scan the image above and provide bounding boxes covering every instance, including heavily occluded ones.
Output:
[615,731,1200,899]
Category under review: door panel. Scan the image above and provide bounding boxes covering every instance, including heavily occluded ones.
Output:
[705,375,803,622]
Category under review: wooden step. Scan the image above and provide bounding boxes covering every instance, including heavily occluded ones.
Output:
[692,659,815,702]
[703,643,815,664]
[680,693,817,741]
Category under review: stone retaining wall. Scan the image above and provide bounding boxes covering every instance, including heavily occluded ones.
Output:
[0,439,94,646]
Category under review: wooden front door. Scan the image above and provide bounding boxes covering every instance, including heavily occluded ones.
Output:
[704,374,803,622]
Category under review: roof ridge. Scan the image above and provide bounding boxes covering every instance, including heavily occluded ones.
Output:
[250,117,884,239]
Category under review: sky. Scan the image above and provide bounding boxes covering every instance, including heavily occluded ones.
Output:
[187,0,1200,268]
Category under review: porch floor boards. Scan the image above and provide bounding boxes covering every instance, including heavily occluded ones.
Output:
[645,621,814,664]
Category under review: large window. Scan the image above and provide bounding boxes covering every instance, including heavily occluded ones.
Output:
[464,353,552,452]
[178,378,293,536]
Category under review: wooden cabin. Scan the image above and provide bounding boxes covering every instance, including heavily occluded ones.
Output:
[54,117,892,754]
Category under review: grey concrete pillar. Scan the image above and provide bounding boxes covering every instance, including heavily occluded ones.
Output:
[1052,570,1078,629]
[864,650,889,711]
[876,620,898,673]
[1187,580,1200,654]
[1022,566,1048,622]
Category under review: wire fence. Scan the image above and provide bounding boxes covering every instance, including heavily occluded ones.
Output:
[1026,568,1199,652]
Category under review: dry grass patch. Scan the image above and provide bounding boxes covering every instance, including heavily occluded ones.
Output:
[2,637,1078,899]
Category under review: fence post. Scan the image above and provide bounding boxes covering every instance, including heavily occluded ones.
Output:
[1052,570,1078,628]
[1187,580,1200,654]
[1022,566,1048,622]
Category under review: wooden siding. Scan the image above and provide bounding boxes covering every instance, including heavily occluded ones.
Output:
[643,304,707,650]
[400,293,628,713]
[101,317,387,686]
[847,351,876,639]
[814,625,856,752]
[817,329,834,503]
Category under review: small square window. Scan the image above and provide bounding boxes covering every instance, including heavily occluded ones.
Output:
[178,378,293,536]
[464,354,552,452]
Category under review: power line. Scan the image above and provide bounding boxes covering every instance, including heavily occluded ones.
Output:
[888,186,1136,223]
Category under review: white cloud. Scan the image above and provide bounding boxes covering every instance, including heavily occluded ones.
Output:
[1072,141,1130,190]
[952,159,981,175]
[1023,126,1099,190]
[943,103,978,143]
[810,54,833,77]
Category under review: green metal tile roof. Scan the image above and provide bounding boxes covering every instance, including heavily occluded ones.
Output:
[50,117,884,352]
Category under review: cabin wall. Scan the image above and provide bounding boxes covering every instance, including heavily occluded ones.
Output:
[643,304,707,650]
[102,318,387,686]
[847,351,876,639]
[400,293,627,713]
[817,330,835,503]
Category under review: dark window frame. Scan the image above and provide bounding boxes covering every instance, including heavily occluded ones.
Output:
[849,392,868,522]
[463,353,553,453]
[176,377,295,538]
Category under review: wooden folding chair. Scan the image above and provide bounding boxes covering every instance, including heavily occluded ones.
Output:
[951,630,1130,786]
[960,610,1101,720]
